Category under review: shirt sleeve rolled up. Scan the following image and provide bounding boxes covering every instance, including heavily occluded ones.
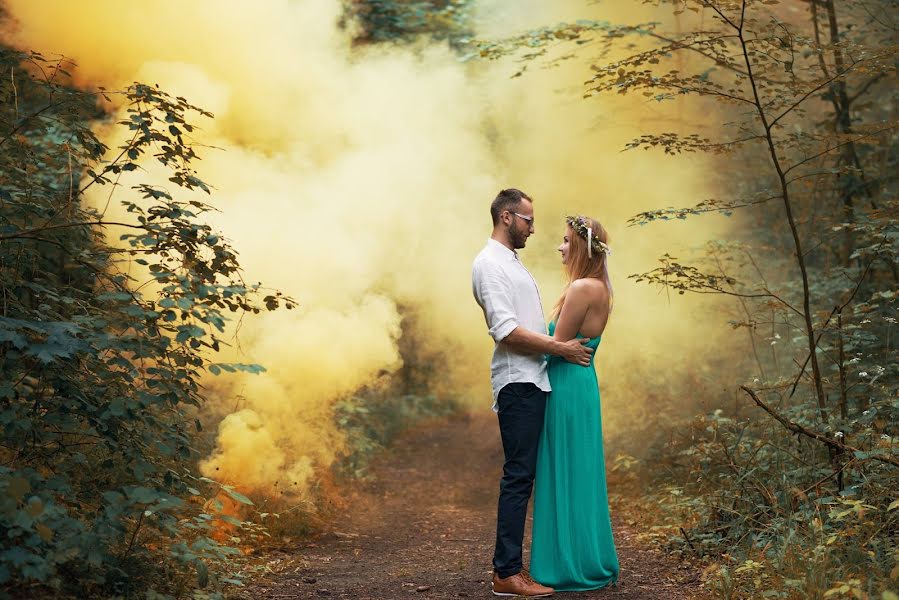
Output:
[472,259,519,343]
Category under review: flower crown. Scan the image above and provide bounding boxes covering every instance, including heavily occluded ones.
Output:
[565,215,611,259]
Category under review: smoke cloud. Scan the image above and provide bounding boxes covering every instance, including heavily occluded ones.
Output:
[1,0,739,498]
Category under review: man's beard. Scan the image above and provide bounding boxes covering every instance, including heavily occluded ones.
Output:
[509,223,528,249]
[509,224,528,250]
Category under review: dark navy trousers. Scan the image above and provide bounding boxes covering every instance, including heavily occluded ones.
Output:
[493,382,547,578]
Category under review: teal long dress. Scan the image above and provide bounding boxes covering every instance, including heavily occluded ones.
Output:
[530,321,619,591]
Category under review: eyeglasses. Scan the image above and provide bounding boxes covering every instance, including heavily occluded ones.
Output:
[508,211,534,226]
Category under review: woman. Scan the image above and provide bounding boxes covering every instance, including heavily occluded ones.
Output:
[530,215,619,591]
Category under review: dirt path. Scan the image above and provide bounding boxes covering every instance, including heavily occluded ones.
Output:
[242,412,710,599]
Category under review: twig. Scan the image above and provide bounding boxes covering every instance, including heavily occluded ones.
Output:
[10,66,18,119]
[680,527,697,551]
[0,99,71,148]
[788,236,885,398]
[848,73,886,104]
[739,386,899,468]
[0,220,146,241]
[799,457,854,497]
[123,510,145,560]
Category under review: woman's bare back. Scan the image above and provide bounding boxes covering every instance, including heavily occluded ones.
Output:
[553,277,611,342]
[573,277,610,338]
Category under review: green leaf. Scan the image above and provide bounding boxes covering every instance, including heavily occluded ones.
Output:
[6,477,31,502]
[25,497,44,517]
[35,523,53,543]
[195,558,208,588]
[108,398,126,417]
[219,514,242,526]
[0,326,28,349]
[175,325,205,343]
[127,486,163,504]
[222,486,253,506]
[98,292,133,303]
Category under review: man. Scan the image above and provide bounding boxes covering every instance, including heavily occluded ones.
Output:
[472,188,594,598]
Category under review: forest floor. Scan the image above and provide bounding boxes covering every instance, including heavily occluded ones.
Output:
[237,412,712,600]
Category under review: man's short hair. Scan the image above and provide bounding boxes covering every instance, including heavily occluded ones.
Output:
[490,188,532,226]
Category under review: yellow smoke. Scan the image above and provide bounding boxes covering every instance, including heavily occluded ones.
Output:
[1,0,739,497]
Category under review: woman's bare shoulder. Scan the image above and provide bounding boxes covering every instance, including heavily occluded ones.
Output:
[568,278,609,310]
[570,277,608,295]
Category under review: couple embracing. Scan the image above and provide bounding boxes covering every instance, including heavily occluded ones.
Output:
[472,188,619,597]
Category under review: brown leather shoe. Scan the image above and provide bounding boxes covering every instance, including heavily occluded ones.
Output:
[492,571,554,597]
[520,571,555,594]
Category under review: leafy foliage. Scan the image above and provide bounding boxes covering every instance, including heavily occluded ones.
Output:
[0,49,293,597]
[627,195,780,225]
[335,389,459,480]
[333,304,461,479]
[342,0,474,47]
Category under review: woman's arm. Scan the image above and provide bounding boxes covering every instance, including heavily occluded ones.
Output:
[501,326,593,365]
[474,259,592,365]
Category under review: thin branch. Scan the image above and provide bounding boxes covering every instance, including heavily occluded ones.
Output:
[666,82,757,106]
[799,456,855,495]
[768,51,893,130]
[722,289,802,315]
[0,220,147,241]
[787,236,886,398]
[848,73,886,105]
[10,66,18,119]
[123,510,145,560]
[784,125,897,176]
[714,253,767,380]
[740,386,899,468]
[0,99,71,148]
[646,31,753,75]
[701,0,739,30]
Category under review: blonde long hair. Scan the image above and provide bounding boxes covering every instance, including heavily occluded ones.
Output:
[550,216,613,320]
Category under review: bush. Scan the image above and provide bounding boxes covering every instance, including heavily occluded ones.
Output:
[0,49,291,598]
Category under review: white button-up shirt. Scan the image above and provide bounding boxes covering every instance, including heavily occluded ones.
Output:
[472,238,551,411]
